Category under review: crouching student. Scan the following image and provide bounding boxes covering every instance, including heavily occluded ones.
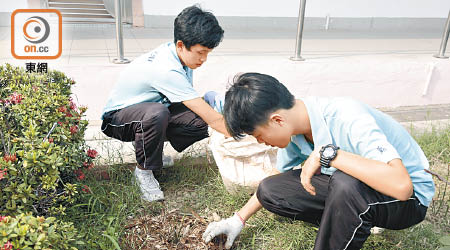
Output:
[101,6,228,202]
[202,72,435,250]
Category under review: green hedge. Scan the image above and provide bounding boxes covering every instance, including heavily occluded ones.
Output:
[0,213,83,250]
[0,64,97,247]
[0,63,95,217]
[0,64,98,248]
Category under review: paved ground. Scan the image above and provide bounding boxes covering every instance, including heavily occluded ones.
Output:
[1,23,449,163]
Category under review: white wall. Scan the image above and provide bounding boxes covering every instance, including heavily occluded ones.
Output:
[1,0,28,12]
[143,0,450,18]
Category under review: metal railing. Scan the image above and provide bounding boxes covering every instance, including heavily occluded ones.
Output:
[290,0,307,61]
[434,10,450,59]
[291,3,450,61]
[112,0,130,64]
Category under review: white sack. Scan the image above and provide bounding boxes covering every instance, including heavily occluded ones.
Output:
[208,129,279,193]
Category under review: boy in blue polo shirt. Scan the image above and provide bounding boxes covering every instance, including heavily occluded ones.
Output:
[101,6,228,202]
[203,73,435,250]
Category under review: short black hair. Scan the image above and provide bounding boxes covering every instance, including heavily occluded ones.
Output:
[174,5,224,50]
[223,73,295,140]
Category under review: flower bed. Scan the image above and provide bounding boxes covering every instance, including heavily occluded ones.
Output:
[0,64,95,249]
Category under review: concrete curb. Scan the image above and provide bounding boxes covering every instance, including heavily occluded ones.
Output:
[86,118,450,165]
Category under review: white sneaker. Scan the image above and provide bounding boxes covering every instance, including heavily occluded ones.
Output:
[370,226,385,235]
[162,155,174,168]
[134,167,164,202]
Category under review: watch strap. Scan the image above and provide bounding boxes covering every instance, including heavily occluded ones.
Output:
[319,144,339,168]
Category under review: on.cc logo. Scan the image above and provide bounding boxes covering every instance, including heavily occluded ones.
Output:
[11,9,62,60]
[23,16,50,44]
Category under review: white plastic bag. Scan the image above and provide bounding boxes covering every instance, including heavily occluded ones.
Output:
[208,130,279,193]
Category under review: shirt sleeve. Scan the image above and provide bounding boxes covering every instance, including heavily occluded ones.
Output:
[151,69,200,103]
[347,114,401,163]
[276,142,307,172]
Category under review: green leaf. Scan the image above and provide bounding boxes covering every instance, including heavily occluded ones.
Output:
[102,234,122,250]
[37,233,46,242]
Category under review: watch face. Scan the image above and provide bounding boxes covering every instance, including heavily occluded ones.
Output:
[323,147,335,158]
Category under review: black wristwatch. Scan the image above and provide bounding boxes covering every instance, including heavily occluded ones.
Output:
[319,144,340,168]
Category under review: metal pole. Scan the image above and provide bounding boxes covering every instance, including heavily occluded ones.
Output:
[113,0,130,64]
[290,0,307,61]
[433,10,450,59]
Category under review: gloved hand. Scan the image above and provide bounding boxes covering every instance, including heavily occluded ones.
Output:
[202,213,244,249]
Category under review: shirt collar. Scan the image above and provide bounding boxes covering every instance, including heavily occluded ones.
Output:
[301,97,337,174]
[301,97,333,147]
[168,42,182,65]
[291,134,313,156]
[168,42,190,73]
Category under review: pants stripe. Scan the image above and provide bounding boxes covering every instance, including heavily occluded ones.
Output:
[101,120,147,169]
[343,197,417,250]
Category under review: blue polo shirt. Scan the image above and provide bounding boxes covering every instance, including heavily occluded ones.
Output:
[101,42,200,118]
[277,97,435,206]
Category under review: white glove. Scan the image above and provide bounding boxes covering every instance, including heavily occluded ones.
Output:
[202,213,244,249]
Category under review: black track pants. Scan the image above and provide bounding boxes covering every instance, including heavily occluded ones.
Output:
[256,169,427,250]
[101,102,208,170]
